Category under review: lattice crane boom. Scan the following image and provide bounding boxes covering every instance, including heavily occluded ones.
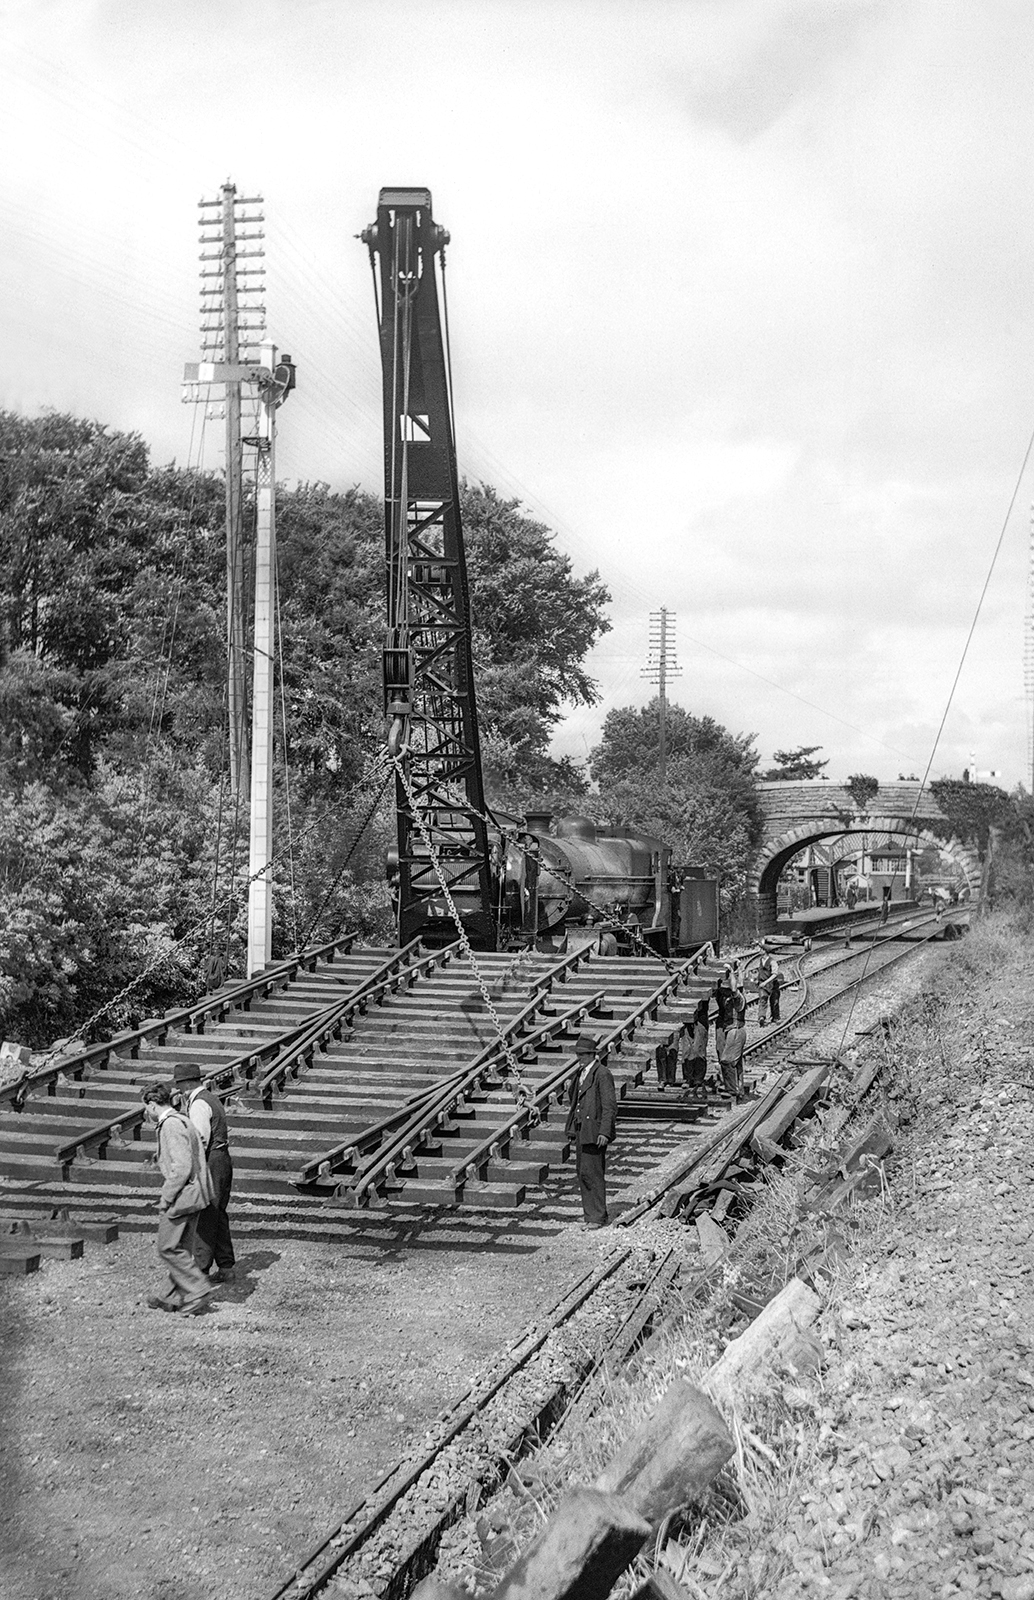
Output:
[362,188,496,950]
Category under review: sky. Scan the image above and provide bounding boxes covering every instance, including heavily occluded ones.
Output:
[2,0,1033,788]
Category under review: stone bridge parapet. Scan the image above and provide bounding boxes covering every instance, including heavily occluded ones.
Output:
[755,780,980,933]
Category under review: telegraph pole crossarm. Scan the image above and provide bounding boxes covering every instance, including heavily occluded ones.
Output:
[641,606,682,783]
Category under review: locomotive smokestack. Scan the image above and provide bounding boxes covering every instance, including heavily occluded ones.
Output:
[525,811,553,835]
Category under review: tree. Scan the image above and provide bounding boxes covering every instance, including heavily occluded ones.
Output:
[0,411,226,781]
[462,483,611,797]
[0,411,616,1035]
[845,774,879,810]
[590,703,757,793]
[587,703,762,921]
[929,779,1013,856]
[761,745,828,781]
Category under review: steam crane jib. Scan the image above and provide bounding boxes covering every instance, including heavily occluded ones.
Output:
[362,188,497,951]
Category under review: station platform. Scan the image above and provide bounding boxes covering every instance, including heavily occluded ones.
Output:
[776,900,920,939]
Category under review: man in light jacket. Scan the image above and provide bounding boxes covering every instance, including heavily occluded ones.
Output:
[141,1081,214,1316]
[172,1060,236,1284]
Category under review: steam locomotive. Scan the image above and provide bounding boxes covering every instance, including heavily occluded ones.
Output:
[499,812,719,956]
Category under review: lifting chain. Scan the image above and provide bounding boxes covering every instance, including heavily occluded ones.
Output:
[436,780,683,971]
[392,759,538,1112]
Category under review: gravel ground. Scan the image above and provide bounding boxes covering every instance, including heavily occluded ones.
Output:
[761,920,1034,1599]
[0,1224,604,1600]
[0,926,966,1600]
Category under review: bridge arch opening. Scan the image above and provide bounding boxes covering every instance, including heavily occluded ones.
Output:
[756,818,979,933]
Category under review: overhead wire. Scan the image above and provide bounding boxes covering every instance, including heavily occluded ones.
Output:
[828,418,1034,1055]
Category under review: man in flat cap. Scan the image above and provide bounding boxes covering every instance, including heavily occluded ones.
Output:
[565,1033,617,1230]
[140,1081,214,1315]
[172,1061,236,1284]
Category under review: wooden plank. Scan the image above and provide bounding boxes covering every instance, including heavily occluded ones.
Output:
[694,1214,729,1266]
[594,1380,734,1527]
[489,1487,650,1600]
[0,1251,42,1275]
[630,1573,695,1600]
[33,1236,84,1261]
[707,1278,822,1405]
[750,1064,830,1162]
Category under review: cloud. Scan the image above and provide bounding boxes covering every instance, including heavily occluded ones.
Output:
[1,0,1033,791]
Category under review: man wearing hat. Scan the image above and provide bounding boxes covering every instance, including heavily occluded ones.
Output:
[172,1062,236,1284]
[565,1033,617,1229]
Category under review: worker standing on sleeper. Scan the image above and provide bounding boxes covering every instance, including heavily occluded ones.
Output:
[565,1033,617,1230]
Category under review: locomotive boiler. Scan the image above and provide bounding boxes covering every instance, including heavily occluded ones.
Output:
[501,814,719,956]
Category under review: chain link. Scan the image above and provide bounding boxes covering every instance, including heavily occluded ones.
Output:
[392,758,537,1110]
[432,780,688,970]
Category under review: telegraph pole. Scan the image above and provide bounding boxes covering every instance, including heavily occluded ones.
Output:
[641,607,682,783]
[247,339,278,976]
[186,184,293,976]
[196,183,267,799]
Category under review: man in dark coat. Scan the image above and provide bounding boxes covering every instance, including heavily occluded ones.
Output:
[172,1061,236,1284]
[565,1033,617,1229]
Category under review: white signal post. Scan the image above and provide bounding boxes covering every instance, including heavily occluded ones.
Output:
[247,339,278,975]
[182,342,293,977]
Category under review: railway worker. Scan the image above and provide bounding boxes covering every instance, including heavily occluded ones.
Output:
[172,1061,237,1284]
[718,990,748,1102]
[654,1036,678,1090]
[756,953,783,1026]
[565,1033,617,1230]
[712,962,742,1060]
[677,997,710,1093]
[140,1081,215,1316]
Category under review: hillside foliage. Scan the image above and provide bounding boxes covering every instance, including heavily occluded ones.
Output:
[0,413,611,1045]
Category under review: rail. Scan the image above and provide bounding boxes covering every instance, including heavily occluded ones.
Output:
[51,940,427,1174]
[265,930,935,1600]
[293,943,610,1190]
[0,929,360,1111]
[442,951,710,1197]
[326,988,611,1204]
[254,940,461,1108]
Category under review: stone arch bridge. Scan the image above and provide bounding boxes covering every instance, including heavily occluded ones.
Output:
[756,780,981,933]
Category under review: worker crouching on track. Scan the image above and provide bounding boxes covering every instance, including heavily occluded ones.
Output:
[565,1033,616,1231]
[172,1061,236,1285]
[141,1082,215,1316]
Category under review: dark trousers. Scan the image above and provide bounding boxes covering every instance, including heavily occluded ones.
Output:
[655,1046,677,1087]
[682,1055,707,1087]
[575,1141,608,1225]
[194,1148,235,1272]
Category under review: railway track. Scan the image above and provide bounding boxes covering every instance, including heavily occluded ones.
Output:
[266,909,954,1600]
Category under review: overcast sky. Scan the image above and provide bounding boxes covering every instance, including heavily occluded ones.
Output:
[2,0,1033,788]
